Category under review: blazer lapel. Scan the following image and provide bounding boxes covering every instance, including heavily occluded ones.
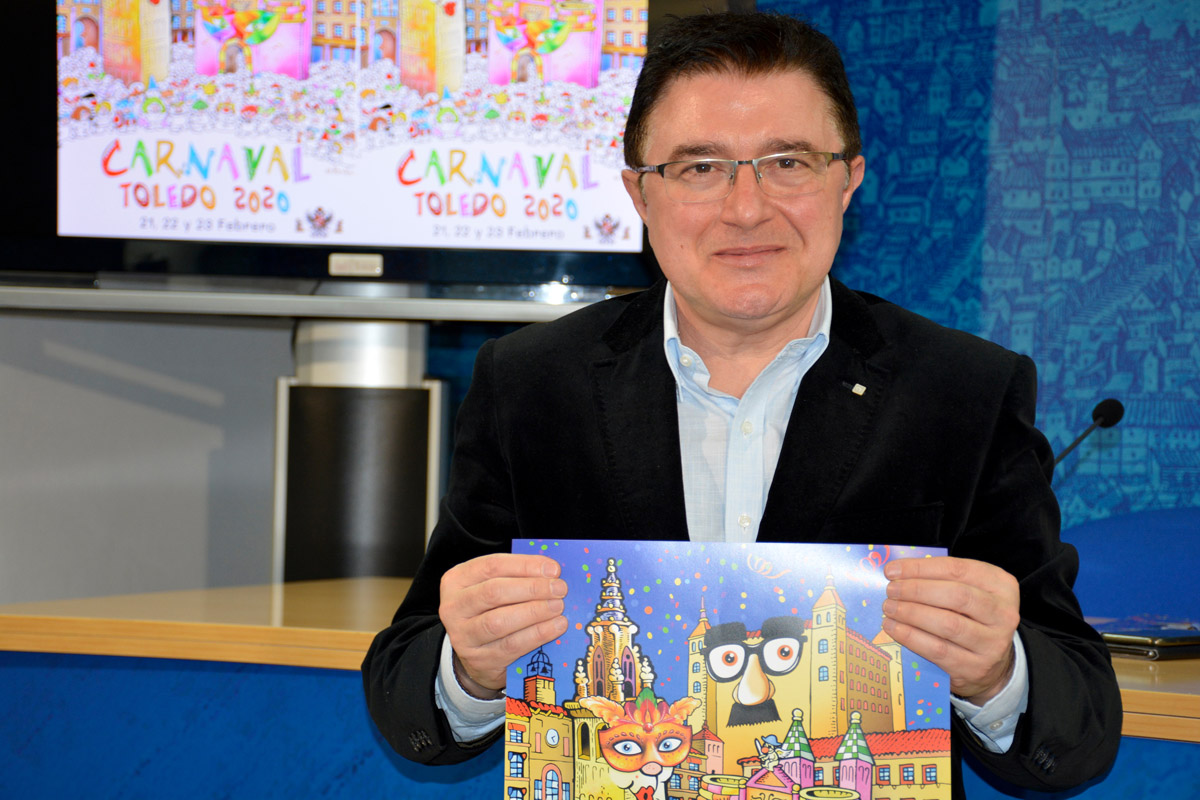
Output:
[758,280,891,542]
[589,282,690,541]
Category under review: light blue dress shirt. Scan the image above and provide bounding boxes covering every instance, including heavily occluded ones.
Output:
[663,279,831,543]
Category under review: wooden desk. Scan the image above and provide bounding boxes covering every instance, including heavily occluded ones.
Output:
[2,578,1198,744]
[1112,656,1200,743]
[0,577,410,671]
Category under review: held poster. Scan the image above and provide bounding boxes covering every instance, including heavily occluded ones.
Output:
[57,1,645,252]
[506,539,953,800]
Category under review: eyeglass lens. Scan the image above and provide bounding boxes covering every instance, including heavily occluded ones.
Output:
[663,153,831,202]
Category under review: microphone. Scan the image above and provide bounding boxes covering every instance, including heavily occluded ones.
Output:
[1053,398,1125,467]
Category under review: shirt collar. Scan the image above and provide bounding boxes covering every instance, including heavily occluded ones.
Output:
[663,276,834,356]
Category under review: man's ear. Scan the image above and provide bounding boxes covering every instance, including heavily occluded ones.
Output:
[841,155,866,212]
[622,169,650,224]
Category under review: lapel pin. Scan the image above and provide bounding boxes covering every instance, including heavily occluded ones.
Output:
[852,383,867,396]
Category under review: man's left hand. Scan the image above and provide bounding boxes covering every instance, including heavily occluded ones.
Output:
[882,556,1020,704]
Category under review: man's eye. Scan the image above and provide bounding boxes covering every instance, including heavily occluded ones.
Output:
[682,162,715,175]
[774,157,811,171]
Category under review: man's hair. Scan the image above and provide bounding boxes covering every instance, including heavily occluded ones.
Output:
[623,12,861,168]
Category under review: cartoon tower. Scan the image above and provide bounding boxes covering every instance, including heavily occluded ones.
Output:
[833,711,874,797]
[525,647,556,705]
[101,0,171,87]
[400,0,465,96]
[692,721,724,773]
[686,595,712,732]
[779,709,816,788]
[872,622,907,732]
[579,558,646,703]
[809,572,848,738]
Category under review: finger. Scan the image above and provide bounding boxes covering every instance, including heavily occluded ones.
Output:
[885,556,1013,595]
[881,614,1000,695]
[882,595,999,654]
[455,613,570,689]
[450,595,567,651]
[886,577,1016,629]
[442,573,569,622]
[443,552,561,592]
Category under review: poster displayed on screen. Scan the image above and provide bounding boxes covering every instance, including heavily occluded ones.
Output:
[506,539,953,800]
[56,0,646,253]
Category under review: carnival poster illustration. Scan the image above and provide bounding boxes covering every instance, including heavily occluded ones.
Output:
[505,539,952,800]
[55,0,645,250]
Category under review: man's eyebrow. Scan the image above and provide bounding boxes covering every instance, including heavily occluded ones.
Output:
[664,139,823,161]
[665,142,724,160]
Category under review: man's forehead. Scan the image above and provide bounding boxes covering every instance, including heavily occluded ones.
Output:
[644,68,840,157]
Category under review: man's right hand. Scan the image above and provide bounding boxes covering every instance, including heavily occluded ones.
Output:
[439,552,569,697]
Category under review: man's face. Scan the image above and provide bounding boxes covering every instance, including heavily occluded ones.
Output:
[623,69,865,337]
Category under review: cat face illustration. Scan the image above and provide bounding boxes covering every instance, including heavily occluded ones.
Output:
[580,689,701,797]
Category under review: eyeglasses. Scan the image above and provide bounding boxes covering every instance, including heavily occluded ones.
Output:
[630,151,848,203]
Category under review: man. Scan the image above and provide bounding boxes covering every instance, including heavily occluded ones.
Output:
[363,12,1121,796]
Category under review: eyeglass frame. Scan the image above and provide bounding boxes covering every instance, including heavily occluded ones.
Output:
[629,151,849,202]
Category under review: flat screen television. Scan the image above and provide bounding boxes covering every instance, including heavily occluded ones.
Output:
[18,0,733,292]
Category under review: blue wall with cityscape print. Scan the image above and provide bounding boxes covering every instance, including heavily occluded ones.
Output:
[757,0,1200,622]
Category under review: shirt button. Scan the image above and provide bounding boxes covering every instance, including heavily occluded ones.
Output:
[740,420,753,436]
[989,720,1004,731]
[738,514,752,529]
[680,354,693,367]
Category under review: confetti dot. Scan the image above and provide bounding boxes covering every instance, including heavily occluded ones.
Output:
[575,623,583,630]
[778,596,786,602]
[644,606,653,615]
[675,578,682,586]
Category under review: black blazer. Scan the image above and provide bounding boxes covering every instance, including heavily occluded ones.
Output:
[363,279,1121,795]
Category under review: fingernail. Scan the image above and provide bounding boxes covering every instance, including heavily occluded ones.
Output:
[884,563,900,579]
[551,579,568,597]
[882,599,897,615]
[542,561,561,578]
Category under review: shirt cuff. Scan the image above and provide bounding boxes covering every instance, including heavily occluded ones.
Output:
[433,633,507,744]
[949,632,1029,754]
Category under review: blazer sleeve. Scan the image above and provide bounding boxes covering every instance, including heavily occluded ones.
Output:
[362,338,515,765]
[950,354,1122,790]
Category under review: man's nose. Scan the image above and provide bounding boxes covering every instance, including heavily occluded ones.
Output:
[721,163,772,223]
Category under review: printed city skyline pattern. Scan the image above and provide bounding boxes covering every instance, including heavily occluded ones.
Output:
[767,0,1200,531]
